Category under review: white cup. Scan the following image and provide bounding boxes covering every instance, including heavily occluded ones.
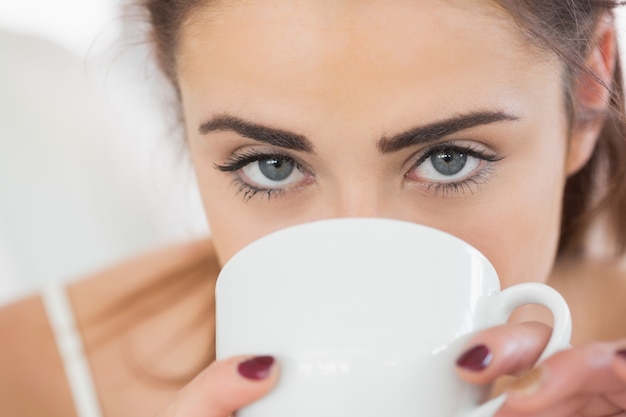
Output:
[216,218,571,417]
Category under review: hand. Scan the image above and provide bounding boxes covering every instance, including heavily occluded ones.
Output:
[157,355,279,417]
[455,323,626,417]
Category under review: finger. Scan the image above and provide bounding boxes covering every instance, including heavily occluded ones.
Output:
[159,355,279,417]
[606,346,626,411]
[503,342,626,414]
[496,394,588,417]
[456,322,552,385]
[615,348,626,382]
[579,394,626,417]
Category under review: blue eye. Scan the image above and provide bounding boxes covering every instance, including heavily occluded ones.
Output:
[416,148,481,181]
[241,156,305,188]
[405,144,504,196]
[259,158,293,180]
[215,150,311,200]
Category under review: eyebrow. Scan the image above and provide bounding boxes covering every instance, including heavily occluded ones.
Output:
[378,111,519,154]
[198,110,519,154]
[198,113,314,152]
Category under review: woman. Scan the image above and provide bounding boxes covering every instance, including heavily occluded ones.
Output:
[2,1,626,416]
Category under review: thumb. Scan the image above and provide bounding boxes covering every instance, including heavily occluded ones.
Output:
[159,355,279,417]
[455,322,552,385]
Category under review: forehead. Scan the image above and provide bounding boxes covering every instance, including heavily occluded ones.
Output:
[177,0,557,127]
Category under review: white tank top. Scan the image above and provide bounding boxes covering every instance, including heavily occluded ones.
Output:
[42,284,103,417]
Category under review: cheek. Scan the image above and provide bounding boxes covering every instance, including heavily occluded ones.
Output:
[205,206,283,266]
[190,148,291,266]
[462,147,567,288]
[474,198,561,288]
[190,165,253,266]
[207,217,250,267]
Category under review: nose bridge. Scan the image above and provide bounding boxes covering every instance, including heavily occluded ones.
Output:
[311,148,404,220]
[328,180,389,218]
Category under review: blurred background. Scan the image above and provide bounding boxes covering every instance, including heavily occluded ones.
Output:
[1,2,626,306]
[0,0,209,305]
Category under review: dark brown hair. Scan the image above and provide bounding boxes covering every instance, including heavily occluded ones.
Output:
[495,1,626,259]
[136,0,626,260]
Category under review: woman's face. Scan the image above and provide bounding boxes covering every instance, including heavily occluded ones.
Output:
[177,0,584,287]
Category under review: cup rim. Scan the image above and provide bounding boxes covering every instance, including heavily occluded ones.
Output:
[221,217,492,270]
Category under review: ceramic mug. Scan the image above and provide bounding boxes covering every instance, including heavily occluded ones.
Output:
[216,218,571,417]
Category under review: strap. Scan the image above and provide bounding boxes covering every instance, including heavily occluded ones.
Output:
[42,284,103,417]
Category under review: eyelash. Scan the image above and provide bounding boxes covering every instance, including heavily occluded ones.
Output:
[215,144,503,201]
[215,149,308,201]
[408,144,503,197]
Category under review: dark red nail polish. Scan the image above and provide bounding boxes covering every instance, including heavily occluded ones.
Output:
[456,345,493,371]
[616,349,626,360]
[238,356,275,380]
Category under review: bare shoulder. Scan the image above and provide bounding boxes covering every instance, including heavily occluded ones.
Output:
[549,258,626,344]
[0,238,220,417]
[0,294,76,417]
[69,238,219,318]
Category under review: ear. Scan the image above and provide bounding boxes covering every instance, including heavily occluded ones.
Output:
[566,15,617,175]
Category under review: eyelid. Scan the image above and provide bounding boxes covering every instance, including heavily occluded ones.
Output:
[214,146,314,174]
[402,141,504,198]
[214,147,315,201]
[404,140,503,170]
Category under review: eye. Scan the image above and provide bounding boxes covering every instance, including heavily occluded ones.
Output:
[404,144,504,197]
[414,148,481,182]
[215,150,313,200]
[240,156,306,189]
[409,146,483,182]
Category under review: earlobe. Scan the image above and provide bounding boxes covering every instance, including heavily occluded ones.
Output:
[566,14,617,176]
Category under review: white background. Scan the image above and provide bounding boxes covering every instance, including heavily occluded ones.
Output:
[0,0,209,305]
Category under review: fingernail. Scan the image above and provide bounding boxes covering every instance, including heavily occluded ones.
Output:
[616,349,626,361]
[507,367,545,397]
[238,356,275,380]
[456,345,493,371]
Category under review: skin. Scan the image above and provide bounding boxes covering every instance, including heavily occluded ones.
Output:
[182,2,573,300]
[1,1,625,417]
[173,1,626,417]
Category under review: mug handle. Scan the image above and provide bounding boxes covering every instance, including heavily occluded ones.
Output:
[463,283,572,417]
